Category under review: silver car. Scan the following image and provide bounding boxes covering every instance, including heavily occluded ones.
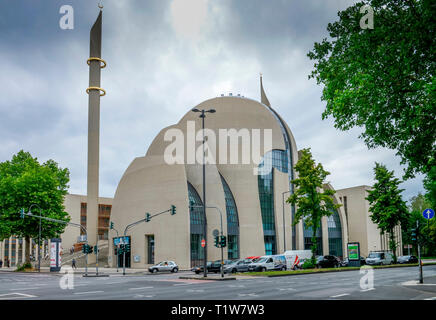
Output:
[148,261,179,273]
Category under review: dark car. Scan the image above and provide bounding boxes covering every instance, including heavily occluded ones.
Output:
[317,255,341,268]
[341,256,366,267]
[397,255,418,264]
[191,260,233,274]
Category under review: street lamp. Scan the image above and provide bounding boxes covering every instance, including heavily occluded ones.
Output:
[191,107,216,278]
[28,204,42,272]
[282,191,291,252]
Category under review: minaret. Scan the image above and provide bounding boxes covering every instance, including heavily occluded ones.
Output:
[260,73,271,107]
[86,8,106,255]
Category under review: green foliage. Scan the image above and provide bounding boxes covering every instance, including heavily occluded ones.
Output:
[0,150,71,245]
[15,262,33,272]
[308,0,436,179]
[287,148,342,260]
[423,165,436,208]
[301,259,315,270]
[366,163,408,261]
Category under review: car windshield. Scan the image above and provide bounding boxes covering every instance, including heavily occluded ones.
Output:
[255,258,268,263]
[368,253,381,258]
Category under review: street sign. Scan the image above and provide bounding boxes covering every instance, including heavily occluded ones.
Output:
[201,239,206,248]
[423,208,434,220]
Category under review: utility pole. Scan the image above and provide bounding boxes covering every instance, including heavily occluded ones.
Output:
[417,220,423,284]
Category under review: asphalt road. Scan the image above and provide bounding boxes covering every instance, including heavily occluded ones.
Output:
[0,265,435,300]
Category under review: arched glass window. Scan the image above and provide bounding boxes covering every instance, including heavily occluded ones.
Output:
[188,182,205,267]
[219,173,239,259]
[257,149,288,255]
[328,210,343,258]
[303,221,323,256]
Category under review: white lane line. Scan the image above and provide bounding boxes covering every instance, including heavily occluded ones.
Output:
[0,292,37,299]
[278,288,296,291]
[424,297,436,300]
[9,287,41,291]
[173,283,191,286]
[330,293,350,298]
[238,293,258,297]
[73,291,104,295]
[186,289,204,293]
[106,282,124,285]
[360,288,375,292]
[128,287,154,290]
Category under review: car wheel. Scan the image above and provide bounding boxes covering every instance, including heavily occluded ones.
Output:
[281,266,286,271]
[152,268,158,273]
[195,270,200,274]
[172,267,178,273]
[231,268,237,274]
[262,267,266,272]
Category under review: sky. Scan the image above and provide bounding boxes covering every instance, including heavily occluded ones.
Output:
[0,0,425,203]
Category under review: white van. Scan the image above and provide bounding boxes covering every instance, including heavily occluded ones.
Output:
[366,251,394,265]
[283,250,313,270]
[247,255,287,272]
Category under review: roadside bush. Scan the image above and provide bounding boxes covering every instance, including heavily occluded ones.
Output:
[301,259,315,269]
[15,262,33,272]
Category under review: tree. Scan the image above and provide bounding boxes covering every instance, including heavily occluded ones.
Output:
[287,148,341,264]
[423,165,436,208]
[0,150,71,264]
[366,163,408,262]
[308,0,436,179]
[403,193,435,256]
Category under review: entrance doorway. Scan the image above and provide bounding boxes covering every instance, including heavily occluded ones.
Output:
[118,252,131,268]
[146,235,155,264]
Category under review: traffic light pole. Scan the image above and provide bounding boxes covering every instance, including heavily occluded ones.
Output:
[191,204,225,278]
[109,226,119,272]
[20,209,89,276]
[121,206,176,275]
[417,220,423,284]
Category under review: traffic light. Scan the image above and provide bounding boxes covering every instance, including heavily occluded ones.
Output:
[94,245,98,254]
[125,244,130,253]
[20,208,25,219]
[110,222,114,230]
[145,213,151,222]
[219,235,227,248]
[411,228,417,241]
[82,244,87,253]
[119,244,125,254]
[214,236,220,248]
[88,245,93,254]
[171,205,176,215]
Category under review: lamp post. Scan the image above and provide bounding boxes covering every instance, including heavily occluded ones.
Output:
[282,191,291,252]
[192,107,216,278]
[28,204,42,272]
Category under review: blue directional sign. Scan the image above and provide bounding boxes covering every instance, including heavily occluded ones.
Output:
[423,208,435,220]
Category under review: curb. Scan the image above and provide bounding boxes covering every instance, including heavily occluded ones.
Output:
[179,276,236,281]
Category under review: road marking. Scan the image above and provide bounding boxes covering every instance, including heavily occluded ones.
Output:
[360,288,375,292]
[330,293,349,298]
[0,292,37,299]
[424,297,436,300]
[9,287,41,291]
[173,283,191,286]
[278,288,296,291]
[73,291,104,295]
[228,285,245,288]
[186,289,204,293]
[238,293,258,297]
[133,294,154,298]
[402,280,436,286]
[128,287,154,290]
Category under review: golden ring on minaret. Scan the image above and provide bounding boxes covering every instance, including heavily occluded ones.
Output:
[86,87,106,96]
[87,57,106,68]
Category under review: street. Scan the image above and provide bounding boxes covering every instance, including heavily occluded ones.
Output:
[0,265,435,300]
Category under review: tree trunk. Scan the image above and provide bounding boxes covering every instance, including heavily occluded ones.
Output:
[389,229,397,263]
[311,225,318,266]
[24,236,31,264]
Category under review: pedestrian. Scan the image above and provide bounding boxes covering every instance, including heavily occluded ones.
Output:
[0,259,3,268]
[6,259,10,268]
[71,245,75,254]
[72,258,77,270]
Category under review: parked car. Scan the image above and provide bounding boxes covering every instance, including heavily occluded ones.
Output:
[316,255,341,268]
[284,250,312,270]
[397,255,418,264]
[191,260,233,274]
[366,251,394,265]
[223,259,253,273]
[148,261,179,273]
[247,255,287,272]
[341,256,366,267]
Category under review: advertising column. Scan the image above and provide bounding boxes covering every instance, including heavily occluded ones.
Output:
[50,238,62,272]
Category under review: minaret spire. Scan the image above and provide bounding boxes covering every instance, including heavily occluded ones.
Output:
[260,73,271,107]
[86,9,106,258]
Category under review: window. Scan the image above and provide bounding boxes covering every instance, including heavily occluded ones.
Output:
[220,173,240,259]
[327,210,343,258]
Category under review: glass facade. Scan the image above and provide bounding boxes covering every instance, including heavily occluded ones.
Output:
[328,210,343,258]
[258,149,289,255]
[188,182,205,267]
[219,173,240,259]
